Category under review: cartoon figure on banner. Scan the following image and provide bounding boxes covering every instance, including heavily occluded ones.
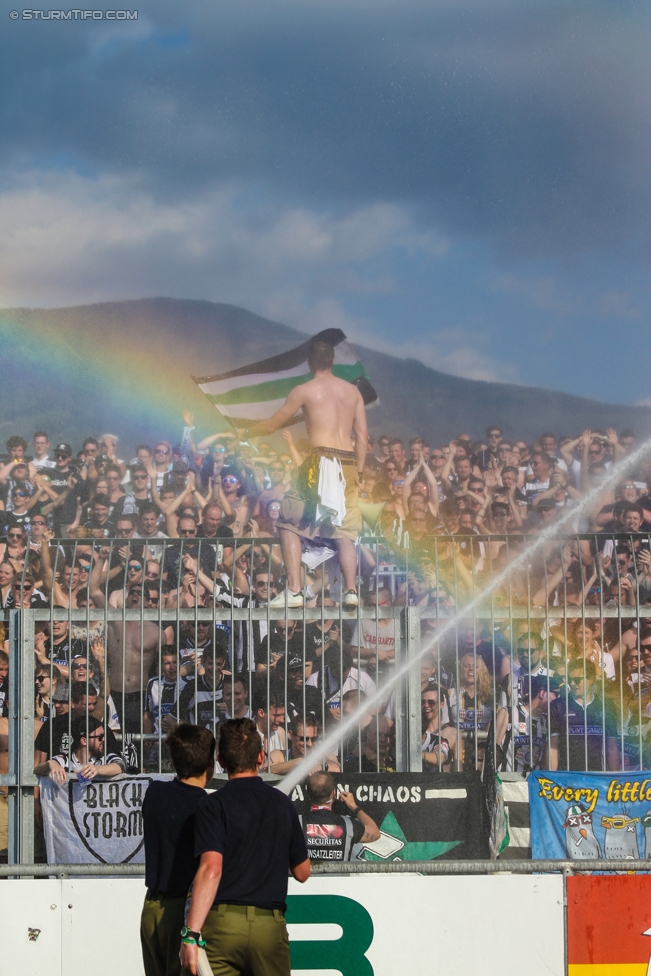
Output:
[564,804,602,859]
[643,811,651,860]
[602,811,640,859]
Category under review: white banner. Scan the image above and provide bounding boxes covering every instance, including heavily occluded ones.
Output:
[40,775,167,864]
[2,875,564,976]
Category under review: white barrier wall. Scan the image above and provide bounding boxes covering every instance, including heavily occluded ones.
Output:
[2,874,564,976]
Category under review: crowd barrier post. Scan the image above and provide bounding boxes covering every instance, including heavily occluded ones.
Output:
[6,609,20,865]
[18,608,36,866]
[392,608,408,772]
[405,606,423,772]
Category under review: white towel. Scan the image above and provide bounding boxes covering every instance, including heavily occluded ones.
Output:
[315,456,347,526]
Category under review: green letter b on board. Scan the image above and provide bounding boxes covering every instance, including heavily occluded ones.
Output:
[286,895,374,976]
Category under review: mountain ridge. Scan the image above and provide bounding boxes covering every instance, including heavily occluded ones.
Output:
[1,297,650,453]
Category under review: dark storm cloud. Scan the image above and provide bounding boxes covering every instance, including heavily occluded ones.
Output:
[0,0,648,255]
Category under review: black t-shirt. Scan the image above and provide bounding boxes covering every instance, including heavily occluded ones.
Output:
[48,466,83,534]
[343,751,396,773]
[303,623,339,659]
[45,635,86,669]
[0,511,33,534]
[301,807,365,861]
[142,778,208,897]
[196,523,234,541]
[34,714,121,759]
[5,588,49,609]
[163,541,217,582]
[285,685,322,722]
[194,776,307,912]
[82,517,117,538]
[254,631,311,671]
[472,448,498,472]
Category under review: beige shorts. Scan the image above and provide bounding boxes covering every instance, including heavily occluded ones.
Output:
[278,449,361,542]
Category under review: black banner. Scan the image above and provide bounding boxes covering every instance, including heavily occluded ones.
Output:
[289,772,487,861]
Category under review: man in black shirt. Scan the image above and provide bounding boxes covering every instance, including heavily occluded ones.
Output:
[162,518,217,583]
[34,617,85,680]
[549,659,619,771]
[82,493,117,538]
[141,724,215,976]
[33,682,121,764]
[181,718,310,976]
[472,425,503,472]
[48,444,84,536]
[301,770,379,861]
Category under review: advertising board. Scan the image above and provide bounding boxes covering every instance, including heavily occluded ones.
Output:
[2,874,564,976]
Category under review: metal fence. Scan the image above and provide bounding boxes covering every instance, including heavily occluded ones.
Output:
[2,532,651,864]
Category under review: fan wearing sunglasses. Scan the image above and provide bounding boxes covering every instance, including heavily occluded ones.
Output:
[120,464,152,515]
[549,659,619,772]
[3,478,41,521]
[1,521,30,552]
[35,715,125,783]
[219,469,251,539]
[7,573,47,609]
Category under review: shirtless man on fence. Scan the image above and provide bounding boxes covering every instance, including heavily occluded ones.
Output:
[240,338,368,609]
[90,550,166,736]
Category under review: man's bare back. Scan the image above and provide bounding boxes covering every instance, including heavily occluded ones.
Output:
[245,367,367,464]
[298,373,365,452]
[240,342,369,599]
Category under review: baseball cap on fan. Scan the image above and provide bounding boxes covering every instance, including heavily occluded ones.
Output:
[54,443,72,455]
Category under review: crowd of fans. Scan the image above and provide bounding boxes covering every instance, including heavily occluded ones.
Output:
[0,417,651,850]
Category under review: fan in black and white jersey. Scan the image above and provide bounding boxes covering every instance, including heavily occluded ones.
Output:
[177,619,226,677]
[34,716,125,784]
[144,649,182,735]
[421,687,456,771]
[497,675,551,774]
[230,570,276,672]
[510,632,555,706]
[178,646,228,729]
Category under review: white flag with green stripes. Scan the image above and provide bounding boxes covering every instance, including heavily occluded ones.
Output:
[192,329,378,427]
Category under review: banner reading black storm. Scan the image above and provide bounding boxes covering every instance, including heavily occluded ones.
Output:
[40,775,168,864]
[290,772,487,861]
[529,770,651,861]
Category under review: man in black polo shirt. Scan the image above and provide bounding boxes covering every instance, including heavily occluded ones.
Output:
[180,718,310,976]
[549,659,619,771]
[140,724,215,976]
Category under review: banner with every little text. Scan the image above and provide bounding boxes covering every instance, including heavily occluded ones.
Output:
[529,770,651,861]
[40,775,168,864]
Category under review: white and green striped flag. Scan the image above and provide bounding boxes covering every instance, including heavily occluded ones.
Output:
[192,329,378,427]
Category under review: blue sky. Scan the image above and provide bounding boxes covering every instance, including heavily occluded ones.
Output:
[0,0,648,402]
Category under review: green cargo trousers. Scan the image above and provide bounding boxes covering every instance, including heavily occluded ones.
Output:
[201,903,291,976]
[140,894,187,976]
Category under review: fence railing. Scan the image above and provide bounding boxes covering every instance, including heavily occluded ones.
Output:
[1,858,648,876]
[3,532,651,864]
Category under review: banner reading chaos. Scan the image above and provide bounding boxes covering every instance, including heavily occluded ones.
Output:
[529,770,651,860]
[290,772,487,861]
